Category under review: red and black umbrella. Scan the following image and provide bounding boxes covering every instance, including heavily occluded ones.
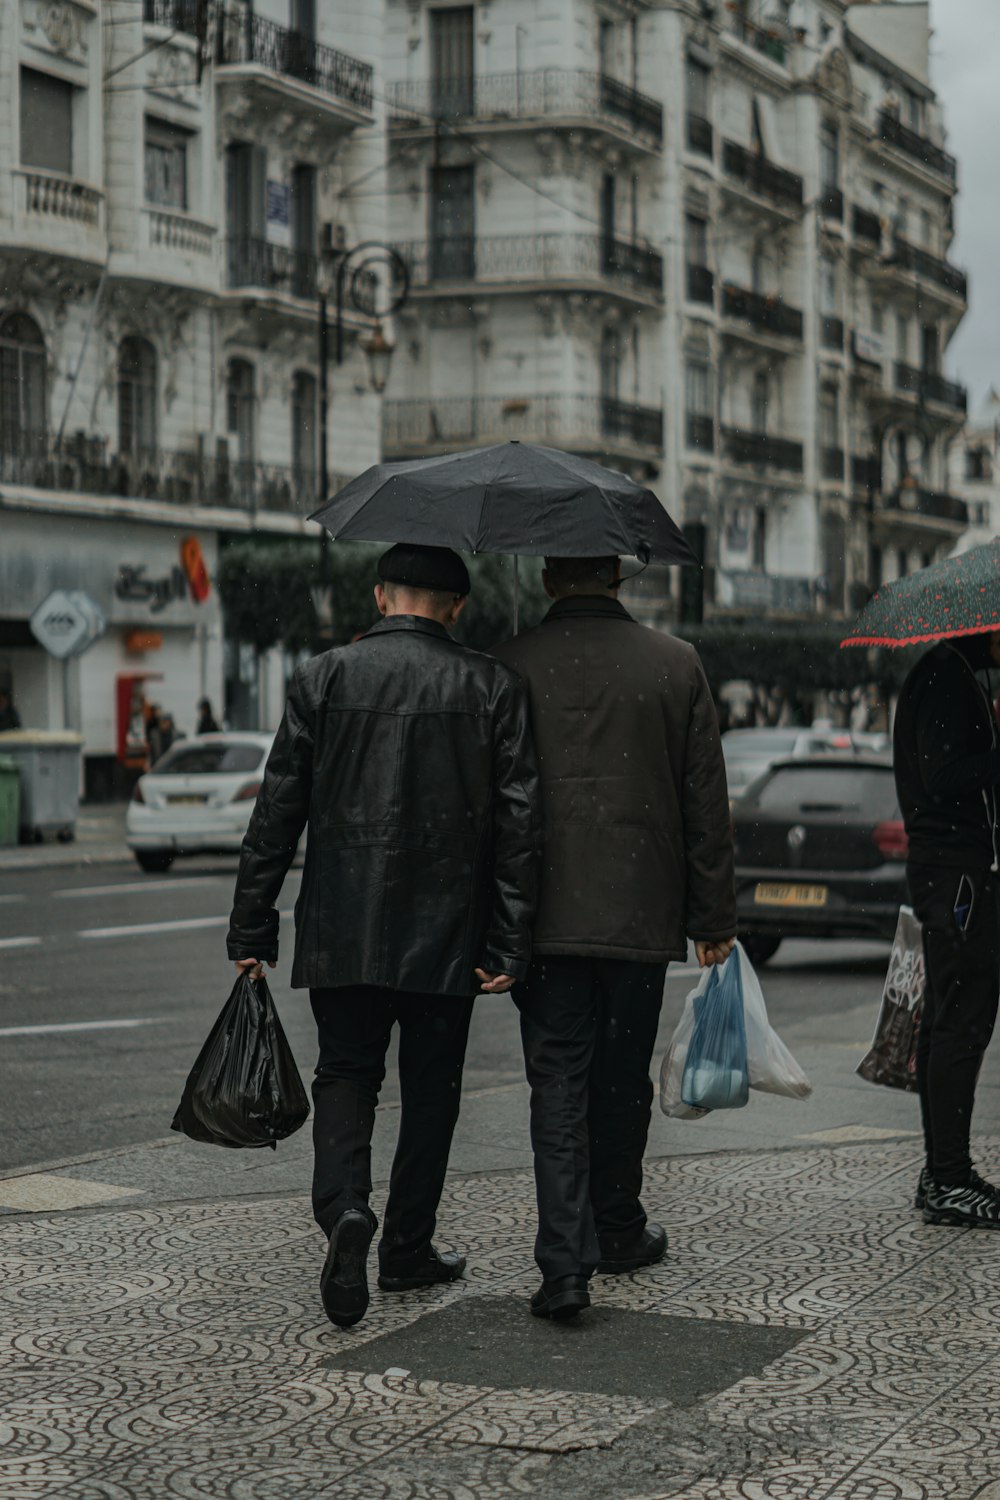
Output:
[841,539,1000,650]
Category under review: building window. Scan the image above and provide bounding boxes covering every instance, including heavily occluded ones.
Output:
[430,6,475,117]
[819,256,837,314]
[685,214,708,266]
[687,60,710,119]
[896,314,910,361]
[144,118,189,210]
[429,164,475,278]
[685,360,713,450]
[872,302,884,335]
[20,67,73,176]
[966,448,991,481]
[751,369,769,433]
[118,337,157,458]
[920,209,934,250]
[291,163,317,296]
[819,384,839,450]
[291,371,317,498]
[600,327,621,404]
[0,312,47,452]
[820,120,839,190]
[896,194,909,238]
[226,358,255,461]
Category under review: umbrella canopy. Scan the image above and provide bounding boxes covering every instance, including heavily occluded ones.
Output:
[310,441,697,565]
[841,538,1000,649]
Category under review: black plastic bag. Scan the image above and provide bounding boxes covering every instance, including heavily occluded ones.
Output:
[172,973,310,1148]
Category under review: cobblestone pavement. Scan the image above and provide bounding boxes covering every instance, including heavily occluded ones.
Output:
[2,1139,1000,1500]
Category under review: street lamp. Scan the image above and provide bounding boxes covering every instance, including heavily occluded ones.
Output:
[360,321,395,396]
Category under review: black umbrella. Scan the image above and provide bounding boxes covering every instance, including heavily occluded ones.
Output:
[309,441,697,566]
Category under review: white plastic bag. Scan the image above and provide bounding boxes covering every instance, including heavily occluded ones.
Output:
[737,941,812,1099]
[659,942,811,1117]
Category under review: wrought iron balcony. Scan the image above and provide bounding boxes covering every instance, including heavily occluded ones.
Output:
[852,205,882,244]
[686,112,714,157]
[0,433,337,516]
[819,187,844,222]
[895,363,968,412]
[397,235,664,298]
[726,16,787,65]
[821,316,844,350]
[686,263,715,305]
[143,0,199,31]
[215,8,373,112]
[686,414,715,452]
[721,283,803,340]
[387,70,662,144]
[821,447,845,481]
[721,427,804,473]
[383,394,663,456]
[721,142,804,211]
[887,238,967,300]
[883,484,968,525]
[876,110,957,185]
[226,237,318,299]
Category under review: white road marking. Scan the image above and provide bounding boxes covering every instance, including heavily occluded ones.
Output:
[78,910,295,941]
[55,877,222,899]
[0,894,26,905]
[0,936,41,951]
[0,1018,164,1037]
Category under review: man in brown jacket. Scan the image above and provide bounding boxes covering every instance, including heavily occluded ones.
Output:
[494,555,736,1319]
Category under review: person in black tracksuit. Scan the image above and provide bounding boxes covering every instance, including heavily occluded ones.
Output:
[893,631,1000,1228]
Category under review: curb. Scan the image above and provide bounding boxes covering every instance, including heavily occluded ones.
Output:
[0,847,133,873]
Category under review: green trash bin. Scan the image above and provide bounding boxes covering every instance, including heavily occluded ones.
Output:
[0,756,20,847]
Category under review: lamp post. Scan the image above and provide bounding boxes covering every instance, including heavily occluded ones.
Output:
[315,242,410,635]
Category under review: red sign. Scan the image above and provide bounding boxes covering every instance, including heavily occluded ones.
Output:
[181,536,211,603]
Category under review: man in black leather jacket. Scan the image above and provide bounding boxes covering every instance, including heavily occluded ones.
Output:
[894,630,1000,1229]
[226,544,541,1326]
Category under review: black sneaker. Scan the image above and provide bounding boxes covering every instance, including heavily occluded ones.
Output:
[923,1179,1000,1229]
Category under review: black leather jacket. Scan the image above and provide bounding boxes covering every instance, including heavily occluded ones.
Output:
[227,616,542,996]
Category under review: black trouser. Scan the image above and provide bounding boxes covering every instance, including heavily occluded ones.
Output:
[516,956,666,1281]
[908,864,1000,1184]
[310,986,474,1269]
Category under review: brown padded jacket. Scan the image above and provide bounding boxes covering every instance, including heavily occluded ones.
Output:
[493,596,736,963]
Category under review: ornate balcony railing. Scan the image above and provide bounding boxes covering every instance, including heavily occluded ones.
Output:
[383,394,663,454]
[721,283,803,340]
[883,484,968,525]
[895,363,968,412]
[143,0,199,31]
[686,414,715,452]
[721,142,804,210]
[0,433,340,515]
[726,16,787,65]
[819,186,844,222]
[146,208,215,257]
[821,446,845,480]
[397,234,664,297]
[876,110,957,185]
[686,262,715,304]
[721,426,804,473]
[215,8,373,111]
[887,238,967,300]
[226,237,319,299]
[16,169,103,228]
[686,111,714,157]
[852,204,882,244]
[821,315,844,350]
[387,70,662,143]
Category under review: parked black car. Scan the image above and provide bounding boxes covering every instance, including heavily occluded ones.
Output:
[733,757,908,965]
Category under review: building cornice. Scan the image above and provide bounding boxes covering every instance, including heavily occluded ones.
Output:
[0,487,323,538]
[845,30,934,103]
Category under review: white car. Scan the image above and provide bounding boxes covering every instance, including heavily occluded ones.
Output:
[126,733,274,873]
[722,727,863,801]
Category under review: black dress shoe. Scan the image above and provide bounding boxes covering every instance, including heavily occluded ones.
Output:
[597,1223,667,1275]
[530,1275,591,1320]
[377,1247,467,1292]
[320,1210,374,1328]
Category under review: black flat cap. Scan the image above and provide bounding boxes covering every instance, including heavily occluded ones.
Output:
[377,543,471,596]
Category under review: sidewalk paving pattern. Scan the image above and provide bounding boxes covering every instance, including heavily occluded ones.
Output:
[2,1138,1000,1499]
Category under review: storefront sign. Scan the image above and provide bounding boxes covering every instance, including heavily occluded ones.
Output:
[181,536,212,603]
[30,590,106,659]
[115,565,189,613]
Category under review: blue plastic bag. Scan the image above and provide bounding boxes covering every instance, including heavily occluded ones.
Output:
[681,951,750,1110]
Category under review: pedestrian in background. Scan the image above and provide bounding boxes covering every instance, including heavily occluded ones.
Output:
[227,544,541,1328]
[893,630,1000,1228]
[0,687,21,732]
[196,698,220,735]
[494,555,736,1319]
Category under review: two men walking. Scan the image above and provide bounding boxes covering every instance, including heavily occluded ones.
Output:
[227,543,736,1327]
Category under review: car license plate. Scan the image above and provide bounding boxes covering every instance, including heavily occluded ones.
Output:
[754,882,828,908]
[168,795,207,805]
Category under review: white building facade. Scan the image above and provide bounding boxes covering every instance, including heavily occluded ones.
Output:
[949,390,1000,555]
[0,0,385,794]
[382,0,969,622]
